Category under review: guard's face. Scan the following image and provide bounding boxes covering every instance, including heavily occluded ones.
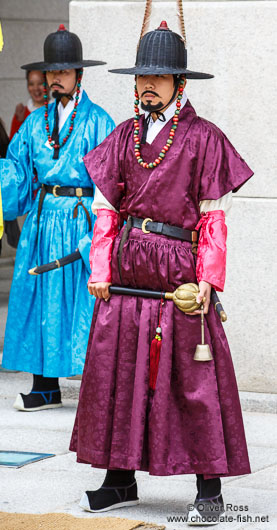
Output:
[27,70,44,104]
[136,74,175,109]
[46,69,77,96]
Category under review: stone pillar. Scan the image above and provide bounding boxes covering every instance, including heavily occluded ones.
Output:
[70,0,277,393]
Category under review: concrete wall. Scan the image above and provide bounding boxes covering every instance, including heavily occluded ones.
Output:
[0,0,70,257]
[70,0,277,394]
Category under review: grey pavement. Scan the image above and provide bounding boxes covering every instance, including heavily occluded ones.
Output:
[0,264,277,529]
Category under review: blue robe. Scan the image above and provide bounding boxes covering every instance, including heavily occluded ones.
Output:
[0,91,114,377]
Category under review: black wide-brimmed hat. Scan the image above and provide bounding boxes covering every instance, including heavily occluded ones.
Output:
[109,21,213,79]
[21,24,106,71]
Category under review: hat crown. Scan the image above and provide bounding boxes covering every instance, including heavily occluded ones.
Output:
[43,25,83,66]
[108,19,213,78]
[136,22,187,71]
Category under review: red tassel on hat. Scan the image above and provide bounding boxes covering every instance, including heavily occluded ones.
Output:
[149,298,164,390]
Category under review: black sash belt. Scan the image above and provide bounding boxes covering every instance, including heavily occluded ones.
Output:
[37,184,94,234]
[131,216,198,244]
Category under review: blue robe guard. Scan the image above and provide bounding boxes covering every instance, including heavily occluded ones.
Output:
[0,91,114,377]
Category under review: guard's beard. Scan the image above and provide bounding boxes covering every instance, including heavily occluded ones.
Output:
[52,90,73,102]
[141,100,164,113]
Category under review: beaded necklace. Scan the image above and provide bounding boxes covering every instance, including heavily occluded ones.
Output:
[133,76,185,169]
[43,69,83,150]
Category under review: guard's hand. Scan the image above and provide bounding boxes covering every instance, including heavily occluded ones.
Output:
[88,282,111,301]
[190,280,212,315]
[15,103,25,122]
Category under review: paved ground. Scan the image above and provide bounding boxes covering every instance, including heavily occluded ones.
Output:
[0,263,277,529]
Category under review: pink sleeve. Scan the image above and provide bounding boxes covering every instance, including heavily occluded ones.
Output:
[88,209,119,284]
[195,210,227,292]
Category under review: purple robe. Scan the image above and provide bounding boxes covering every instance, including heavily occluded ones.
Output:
[70,100,253,478]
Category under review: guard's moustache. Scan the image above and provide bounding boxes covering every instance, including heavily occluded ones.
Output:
[141,90,160,98]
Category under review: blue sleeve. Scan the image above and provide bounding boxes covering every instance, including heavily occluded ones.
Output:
[0,116,35,220]
[83,105,115,156]
[95,112,115,147]
[78,107,115,272]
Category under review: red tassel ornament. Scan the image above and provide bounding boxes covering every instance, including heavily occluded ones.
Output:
[149,299,164,390]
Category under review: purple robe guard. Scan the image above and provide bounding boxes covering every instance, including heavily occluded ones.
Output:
[70,100,254,479]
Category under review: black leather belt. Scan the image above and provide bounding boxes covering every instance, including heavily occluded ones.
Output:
[131,216,198,243]
[44,184,93,198]
[37,184,93,235]
[117,215,199,284]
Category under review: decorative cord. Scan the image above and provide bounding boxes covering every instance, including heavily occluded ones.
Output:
[138,0,153,44]
[138,0,186,45]
[176,0,186,45]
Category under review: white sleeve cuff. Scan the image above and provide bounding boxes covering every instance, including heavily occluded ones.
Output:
[91,186,118,215]
[199,191,232,217]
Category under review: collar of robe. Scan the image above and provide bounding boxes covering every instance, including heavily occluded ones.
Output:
[141,111,166,145]
[43,70,83,160]
[133,76,186,169]
[52,92,74,159]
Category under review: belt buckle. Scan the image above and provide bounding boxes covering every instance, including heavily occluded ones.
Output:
[141,217,153,234]
[53,185,60,198]
[76,187,83,198]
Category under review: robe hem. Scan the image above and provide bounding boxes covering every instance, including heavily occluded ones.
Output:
[71,450,251,477]
[70,446,249,477]
[1,361,83,378]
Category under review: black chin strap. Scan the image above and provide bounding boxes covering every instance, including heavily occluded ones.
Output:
[141,111,166,144]
[51,98,60,160]
[140,80,180,145]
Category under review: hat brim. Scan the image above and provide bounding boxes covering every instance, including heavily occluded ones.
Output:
[108,66,214,79]
[21,60,106,71]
